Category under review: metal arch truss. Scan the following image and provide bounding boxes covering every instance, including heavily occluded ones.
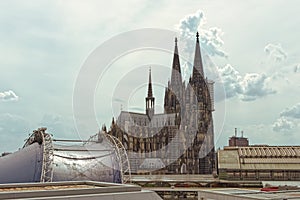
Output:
[103,133,131,184]
[22,128,54,182]
[86,132,131,184]
[40,131,54,182]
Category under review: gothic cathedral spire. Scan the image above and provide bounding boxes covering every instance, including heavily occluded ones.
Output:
[146,67,155,118]
[192,32,204,79]
[147,67,153,98]
[164,38,184,114]
[170,37,182,87]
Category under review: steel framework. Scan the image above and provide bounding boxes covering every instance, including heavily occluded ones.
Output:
[23,128,54,182]
[86,131,131,184]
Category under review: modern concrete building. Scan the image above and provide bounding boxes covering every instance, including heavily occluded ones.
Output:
[105,33,215,175]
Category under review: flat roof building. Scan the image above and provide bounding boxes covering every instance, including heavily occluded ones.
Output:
[0,181,162,200]
[199,188,300,200]
[218,146,300,181]
[228,128,249,147]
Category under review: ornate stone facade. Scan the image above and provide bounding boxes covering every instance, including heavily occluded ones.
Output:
[104,33,215,174]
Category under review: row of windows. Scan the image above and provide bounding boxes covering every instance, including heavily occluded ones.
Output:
[223,170,300,180]
[120,117,176,127]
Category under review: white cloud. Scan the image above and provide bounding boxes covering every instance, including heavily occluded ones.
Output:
[264,43,287,62]
[280,103,300,119]
[273,103,300,133]
[217,64,276,101]
[241,73,276,101]
[272,117,294,132]
[0,90,19,102]
[177,10,206,39]
[217,64,242,98]
[201,27,227,58]
[177,10,227,60]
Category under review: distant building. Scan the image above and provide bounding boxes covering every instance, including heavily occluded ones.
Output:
[218,131,300,181]
[228,136,249,147]
[105,33,215,175]
[199,188,300,200]
[228,128,249,147]
[218,146,300,181]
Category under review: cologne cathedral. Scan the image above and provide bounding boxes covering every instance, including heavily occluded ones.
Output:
[104,33,215,175]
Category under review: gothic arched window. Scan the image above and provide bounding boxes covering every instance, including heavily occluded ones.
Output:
[171,95,175,107]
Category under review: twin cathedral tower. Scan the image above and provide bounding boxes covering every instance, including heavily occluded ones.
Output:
[105,32,215,174]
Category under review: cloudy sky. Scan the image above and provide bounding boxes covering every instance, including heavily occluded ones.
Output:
[0,0,299,153]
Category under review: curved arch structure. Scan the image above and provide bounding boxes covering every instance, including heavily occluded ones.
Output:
[0,128,130,184]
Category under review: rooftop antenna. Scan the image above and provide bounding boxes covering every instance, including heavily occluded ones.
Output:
[235,128,237,137]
